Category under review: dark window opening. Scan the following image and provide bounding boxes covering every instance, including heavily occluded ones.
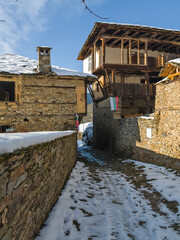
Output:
[0,125,11,133]
[0,81,15,102]
[141,79,145,84]
[96,83,99,92]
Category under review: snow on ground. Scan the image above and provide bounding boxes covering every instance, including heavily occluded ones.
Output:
[0,54,96,78]
[124,159,180,211]
[36,141,180,240]
[0,131,75,155]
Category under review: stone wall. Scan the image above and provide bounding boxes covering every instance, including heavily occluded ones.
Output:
[0,74,80,132]
[0,133,77,240]
[93,78,180,170]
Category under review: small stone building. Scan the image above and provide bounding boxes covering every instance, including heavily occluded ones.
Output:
[0,47,96,133]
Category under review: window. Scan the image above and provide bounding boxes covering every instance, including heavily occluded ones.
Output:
[88,55,92,72]
[0,125,11,133]
[0,81,15,102]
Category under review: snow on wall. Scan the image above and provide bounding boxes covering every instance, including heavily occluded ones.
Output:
[0,131,76,155]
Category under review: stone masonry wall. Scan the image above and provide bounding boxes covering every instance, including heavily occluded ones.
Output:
[93,79,180,170]
[0,74,80,132]
[0,133,77,240]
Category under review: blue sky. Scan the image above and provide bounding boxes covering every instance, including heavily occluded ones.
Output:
[0,0,180,72]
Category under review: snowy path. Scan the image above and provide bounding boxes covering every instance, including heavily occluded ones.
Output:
[36,141,180,240]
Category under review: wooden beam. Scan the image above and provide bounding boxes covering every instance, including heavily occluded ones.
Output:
[94,44,96,70]
[121,30,131,37]
[129,39,132,64]
[121,38,124,64]
[109,38,121,47]
[112,28,122,36]
[91,47,94,72]
[131,31,140,38]
[144,41,148,66]
[145,72,150,84]
[137,40,140,65]
[112,69,115,84]
[101,35,180,46]
[102,38,106,64]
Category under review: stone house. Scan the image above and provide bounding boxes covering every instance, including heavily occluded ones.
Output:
[78,22,180,118]
[0,47,96,133]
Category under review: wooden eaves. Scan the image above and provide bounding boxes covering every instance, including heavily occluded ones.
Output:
[77,22,180,60]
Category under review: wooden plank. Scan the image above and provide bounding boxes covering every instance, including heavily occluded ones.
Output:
[102,35,180,46]
[144,41,148,66]
[124,113,143,119]
[91,47,94,72]
[112,69,115,84]
[129,39,132,64]
[94,44,96,70]
[137,40,140,65]
[121,38,124,64]
[102,38,106,64]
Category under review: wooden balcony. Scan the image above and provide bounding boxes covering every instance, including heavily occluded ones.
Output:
[94,83,156,101]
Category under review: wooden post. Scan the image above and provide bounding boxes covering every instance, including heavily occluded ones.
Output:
[102,38,106,65]
[91,47,94,72]
[129,39,132,64]
[121,38,124,64]
[137,40,140,65]
[94,44,96,70]
[112,69,115,95]
[145,72,150,84]
[119,97,123,118]
[112,69,115,84]
[161,54,164,66]
[144,41,148,66]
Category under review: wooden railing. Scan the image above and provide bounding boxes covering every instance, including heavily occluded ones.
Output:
[103,83,156,98]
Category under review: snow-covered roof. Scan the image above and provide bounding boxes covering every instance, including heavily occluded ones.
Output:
[0,53,96,78]
[158,58,180,84]
[169,58,180,66]
[0,131,76,155]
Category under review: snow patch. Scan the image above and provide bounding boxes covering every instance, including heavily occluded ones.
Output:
[124,159,180,211]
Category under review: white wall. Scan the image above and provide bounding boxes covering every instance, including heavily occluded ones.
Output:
[83,55,92,74]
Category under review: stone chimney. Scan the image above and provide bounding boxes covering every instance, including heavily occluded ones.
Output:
[36,46,52,73]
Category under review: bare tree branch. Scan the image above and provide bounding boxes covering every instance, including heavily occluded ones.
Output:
[82,0,108,19]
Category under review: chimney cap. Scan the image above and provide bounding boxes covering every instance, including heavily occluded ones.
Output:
[37,46,52,50]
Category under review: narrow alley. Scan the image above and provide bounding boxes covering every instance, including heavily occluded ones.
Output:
[36,141,180,240]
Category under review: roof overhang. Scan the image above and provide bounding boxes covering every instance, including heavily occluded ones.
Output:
[78,22,180,60]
